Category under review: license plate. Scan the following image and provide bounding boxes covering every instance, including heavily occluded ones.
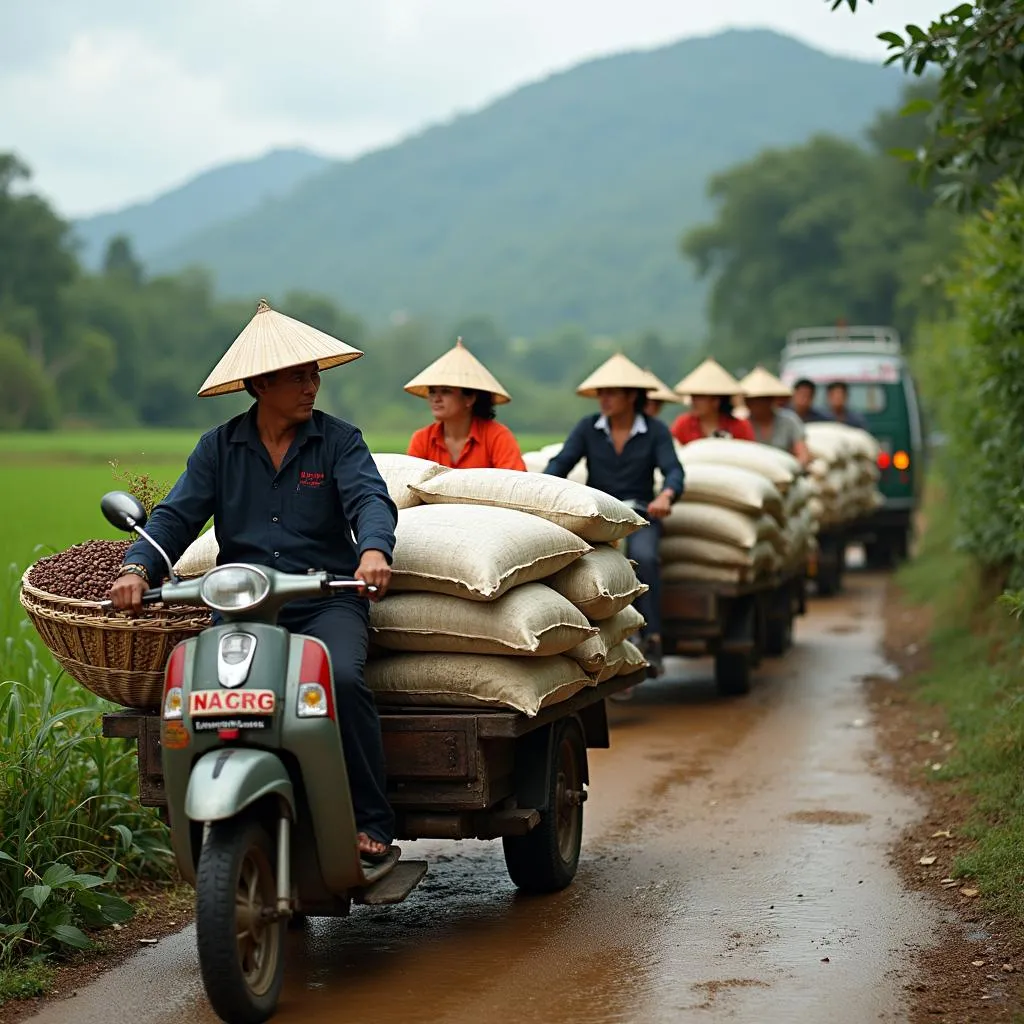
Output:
[189,688,276,718]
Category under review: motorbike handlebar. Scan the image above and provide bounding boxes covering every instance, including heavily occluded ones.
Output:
[99,588,164,611]
[325,578,378,595]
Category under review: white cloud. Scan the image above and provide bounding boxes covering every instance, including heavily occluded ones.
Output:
[0,0,950,216]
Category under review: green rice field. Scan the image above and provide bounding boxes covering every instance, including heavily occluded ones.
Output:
[0,429,561,572]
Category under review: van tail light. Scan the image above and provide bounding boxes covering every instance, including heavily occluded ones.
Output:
[893,450,910,471]
[877,452,891,470]
[163,645,186,720]
[297,640,335,720]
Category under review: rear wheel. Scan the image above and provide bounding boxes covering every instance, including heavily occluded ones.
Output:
[715,651,751,696]
[764,613,793,657]
[196,817,284,1024]
[503,717,587,894]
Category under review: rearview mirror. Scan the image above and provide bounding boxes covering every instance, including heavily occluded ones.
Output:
[101,491,148,532]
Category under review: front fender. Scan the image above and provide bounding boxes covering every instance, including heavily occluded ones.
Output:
[185,748,295,823]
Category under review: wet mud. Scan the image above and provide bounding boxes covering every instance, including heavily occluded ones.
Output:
[25,573,940,1024]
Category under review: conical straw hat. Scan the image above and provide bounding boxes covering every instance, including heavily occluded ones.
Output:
[576,353,655,398]
[674,358,741,397]
[404,338,511,404]
[643,369,682,404]
[198,299,363,397]
[740,366,792,399]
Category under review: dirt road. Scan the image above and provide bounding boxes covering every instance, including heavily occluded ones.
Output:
[26,571,939,1023]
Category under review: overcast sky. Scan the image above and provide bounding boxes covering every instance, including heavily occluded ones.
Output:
[2,0,949,217]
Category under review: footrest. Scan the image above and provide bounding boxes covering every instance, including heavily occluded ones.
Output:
[356,861,428,906]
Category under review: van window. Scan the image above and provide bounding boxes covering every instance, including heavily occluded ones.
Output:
[846,384,887,414]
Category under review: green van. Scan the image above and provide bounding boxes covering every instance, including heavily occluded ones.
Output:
[779,325,925,567]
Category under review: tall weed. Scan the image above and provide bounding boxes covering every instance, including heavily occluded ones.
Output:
[0,563,171,964]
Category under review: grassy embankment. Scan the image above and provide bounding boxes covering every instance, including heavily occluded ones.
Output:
[895,487,1024,920]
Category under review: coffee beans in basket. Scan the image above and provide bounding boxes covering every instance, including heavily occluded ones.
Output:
[27,540,133,602]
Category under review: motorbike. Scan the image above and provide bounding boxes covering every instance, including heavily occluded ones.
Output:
[100,491,427,1024]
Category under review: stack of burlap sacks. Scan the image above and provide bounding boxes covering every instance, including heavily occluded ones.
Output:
[172,455,651,717]
[801,423,884,529]
[660,439,815,585]
[521,439,817,587]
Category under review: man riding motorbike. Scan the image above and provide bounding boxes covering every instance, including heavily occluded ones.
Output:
[108,299,398,862]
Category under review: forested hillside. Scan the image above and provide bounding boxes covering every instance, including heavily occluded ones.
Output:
[146,30,902,336]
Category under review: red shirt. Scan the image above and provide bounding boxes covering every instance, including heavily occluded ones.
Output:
[670,413,756,446]
[407,418,526,470]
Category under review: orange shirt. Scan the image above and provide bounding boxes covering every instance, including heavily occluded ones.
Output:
[671,413,756,445]
[407,418,526,470]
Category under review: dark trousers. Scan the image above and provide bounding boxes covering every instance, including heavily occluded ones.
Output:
[625,515,663,638]
[278,597,394,845]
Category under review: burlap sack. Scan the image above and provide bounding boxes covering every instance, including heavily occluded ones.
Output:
[660,536,779,571]
[615,640,648,677]
[367,653,590,717]
[806,422,880,461]
[676,463,785,522]
[568,604,646,671]
[523,444,589,484]
[663,503,783,551]
[546,546,648,620]
[662,562,761,585]
[373,453,448,511]
[391,504,590,601]
[173,527,219,578]
[410,468,646,542]
[368,583,596,656]
[679,438,800,492]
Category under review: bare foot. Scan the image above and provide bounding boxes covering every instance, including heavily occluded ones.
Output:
[357,832,389,860]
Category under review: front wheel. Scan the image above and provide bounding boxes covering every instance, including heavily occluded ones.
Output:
[196,817,285,1024]
[503,717,587,894]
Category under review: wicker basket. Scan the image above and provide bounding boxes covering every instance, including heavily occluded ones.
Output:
[19,570,210,709]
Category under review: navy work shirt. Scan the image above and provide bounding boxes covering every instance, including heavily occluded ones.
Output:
[544,413,685,505]
[123,406,398,583]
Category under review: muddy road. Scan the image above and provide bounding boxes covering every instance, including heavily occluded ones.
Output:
[28,571,939,1023]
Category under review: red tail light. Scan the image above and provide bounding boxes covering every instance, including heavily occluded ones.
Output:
[165,644,186,691]
[877,452,891,470]
[299,639,335,720]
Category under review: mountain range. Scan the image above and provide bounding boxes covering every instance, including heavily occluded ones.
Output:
[74,30,903,337]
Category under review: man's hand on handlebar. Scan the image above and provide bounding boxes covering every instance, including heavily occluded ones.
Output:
[355,550,391,601]
[110,573,148,614]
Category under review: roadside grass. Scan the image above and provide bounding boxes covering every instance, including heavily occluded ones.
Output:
[0,564,172,994]
[896,490,1024,921]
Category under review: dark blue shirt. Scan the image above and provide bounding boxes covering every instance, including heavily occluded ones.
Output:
[831,409,870,430]
[798,407,834,423]
[124,406,398,583]
[544,413,685,505]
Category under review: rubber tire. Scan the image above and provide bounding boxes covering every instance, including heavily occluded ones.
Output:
[815,564,840,597]
[196,818,285,1024]
[763,614,793,657]
[715,651,751,696]
[503,717,587,894]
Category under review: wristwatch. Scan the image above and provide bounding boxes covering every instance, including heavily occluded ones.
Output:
[120,563,150,584]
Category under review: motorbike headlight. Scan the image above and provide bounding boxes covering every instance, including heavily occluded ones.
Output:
[199,565,271,613]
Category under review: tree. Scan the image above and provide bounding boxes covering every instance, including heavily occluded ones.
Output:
[0,333,58,429]
[830,1,1024,206]
[680,85,958,367]
[102,235,144,287]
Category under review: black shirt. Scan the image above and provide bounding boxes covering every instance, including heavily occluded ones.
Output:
[124,406,397,582]
[544,413,685,505]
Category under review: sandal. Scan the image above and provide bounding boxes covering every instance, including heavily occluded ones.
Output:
[357,832,391,864]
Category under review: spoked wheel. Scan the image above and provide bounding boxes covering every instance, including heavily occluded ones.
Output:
[196,818,285,1024]
[503,717,587,893]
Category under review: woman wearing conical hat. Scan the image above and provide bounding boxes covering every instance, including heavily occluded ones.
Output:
[405,338,525,470]
[739,366,810,465]
[670,358,755,445]
[108,299,399,862]
[642,369,683,420]
[545,353,685,683]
